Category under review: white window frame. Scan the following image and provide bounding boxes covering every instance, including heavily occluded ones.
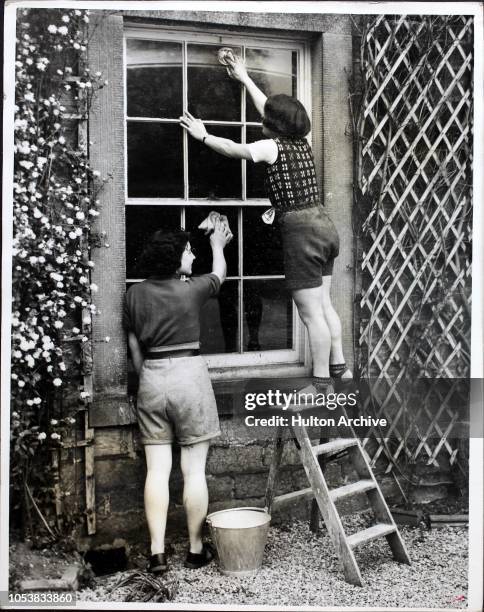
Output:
[123,25,313,378]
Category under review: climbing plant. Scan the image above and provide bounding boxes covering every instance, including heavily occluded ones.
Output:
[11,7,107,541]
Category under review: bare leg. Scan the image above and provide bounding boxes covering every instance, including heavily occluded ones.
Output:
[321,276,352,378]
[180,440,210,554]
[144,444,172,555]
[292,285,331,378]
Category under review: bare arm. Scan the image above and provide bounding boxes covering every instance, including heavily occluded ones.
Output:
[209,218,231,284]
[226,56,267,118]
[180,112,252,160]
[128,331,144,375]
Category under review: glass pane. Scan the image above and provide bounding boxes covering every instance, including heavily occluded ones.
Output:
[126,206,182,278]
[243,280,292,351]
[246,126,269,198]
[127,39,182,118]
[188,126,242,198]
[127,123,183,198]
[243,207,284,276]
[185,206,238,277]
[245,48,297,123]
[188,44,242,121]
[200,280,239,354]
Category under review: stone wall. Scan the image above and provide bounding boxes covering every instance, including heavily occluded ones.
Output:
[71,415,403,549]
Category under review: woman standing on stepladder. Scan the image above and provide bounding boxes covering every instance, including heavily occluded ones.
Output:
[180,53,352,395]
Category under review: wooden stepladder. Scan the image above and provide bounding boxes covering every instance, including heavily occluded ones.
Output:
[264,401,411,586]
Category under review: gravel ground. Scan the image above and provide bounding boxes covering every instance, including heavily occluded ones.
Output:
[78,513,468,608]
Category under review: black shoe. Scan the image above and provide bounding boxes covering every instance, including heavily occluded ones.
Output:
[184,543,215,569]
[148,552,168,574]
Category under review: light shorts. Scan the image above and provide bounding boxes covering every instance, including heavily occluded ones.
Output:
[279,205,340,291]
[136,355,221,446]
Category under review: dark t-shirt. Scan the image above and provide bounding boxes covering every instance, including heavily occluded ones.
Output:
[123,273,220,350]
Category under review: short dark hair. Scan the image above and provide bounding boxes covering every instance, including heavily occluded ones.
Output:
[138,229,190,277]
[262,94,311,138]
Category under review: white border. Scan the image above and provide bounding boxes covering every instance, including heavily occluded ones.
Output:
[2,2,483,611]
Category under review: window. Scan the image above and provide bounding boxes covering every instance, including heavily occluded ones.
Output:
[124,27,311,371]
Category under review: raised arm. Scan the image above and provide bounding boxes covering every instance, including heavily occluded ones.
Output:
[225,56,267,117]
[180,111,253,160]
[209,218,231,284]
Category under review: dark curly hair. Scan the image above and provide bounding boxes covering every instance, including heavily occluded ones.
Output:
[262,94,311,138]
[138,229,191,277]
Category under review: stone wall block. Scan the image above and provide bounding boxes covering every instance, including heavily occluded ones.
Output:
[207,445,265,474]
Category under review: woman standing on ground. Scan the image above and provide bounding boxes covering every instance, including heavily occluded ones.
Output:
[180,55,351,393]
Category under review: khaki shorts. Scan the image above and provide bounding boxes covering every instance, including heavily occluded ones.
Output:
[280,206,340,291]
[136,355,221,446]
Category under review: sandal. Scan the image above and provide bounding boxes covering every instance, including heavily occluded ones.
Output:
[148,552,168,575]
[184,543,215,569]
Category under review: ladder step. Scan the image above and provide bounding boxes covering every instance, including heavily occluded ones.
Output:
[347,523,396,549]
[312,438,358,456]
[329,479,375,502]
[272,487,314,510]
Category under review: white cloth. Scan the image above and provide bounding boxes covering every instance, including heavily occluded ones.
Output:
[247,139,278,165]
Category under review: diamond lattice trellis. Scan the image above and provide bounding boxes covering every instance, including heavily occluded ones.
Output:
[355,15,473,478]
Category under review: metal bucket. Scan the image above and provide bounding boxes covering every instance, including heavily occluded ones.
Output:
[206,507,271,577]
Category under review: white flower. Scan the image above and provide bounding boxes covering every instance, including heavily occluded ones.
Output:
[38,432,47,441]
[71,327,80,334]
[25,355,35,368]
[62,15,70,22]
[57,26,68,35]
[33,397,41,405]
[82,315,91,325]
[90,283,98,292]
[53,378,62,387]
[47,25,57,34]
[18,380,25,388]
[51,419,58,425]
[75,211,85,220]
[59,362,66,371]
[51,432,61,440]
[24,92,35,103]
[80,391,90,399]
[58,135,66,144]
[68,231,77,240]
[19,160,34,170]
[29,256,38,265]
[33,208,42,219]
[54,321,64,329]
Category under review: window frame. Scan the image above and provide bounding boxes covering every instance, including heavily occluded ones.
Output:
[123,25,313,375]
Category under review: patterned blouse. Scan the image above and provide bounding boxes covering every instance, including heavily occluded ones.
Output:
[264,137,321,213]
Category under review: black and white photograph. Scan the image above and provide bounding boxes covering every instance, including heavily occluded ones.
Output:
[1,1,483,610]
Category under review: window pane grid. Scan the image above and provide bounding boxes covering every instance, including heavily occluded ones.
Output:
[125,33,303,358]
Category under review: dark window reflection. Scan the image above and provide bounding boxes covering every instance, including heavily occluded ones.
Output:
[246,126,269,198]
[126,206,182,278]
[188,126,242,198]
[245,48,297,123]
[200,281,239,354]
[243,207,283,276]
[127,40,182,118]
[243,280,292,351]
[128,123,183,198]
[186,207,238,278]
[188,44,242,122]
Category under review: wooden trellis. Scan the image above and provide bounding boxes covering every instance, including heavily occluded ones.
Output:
[355,15,473,478]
